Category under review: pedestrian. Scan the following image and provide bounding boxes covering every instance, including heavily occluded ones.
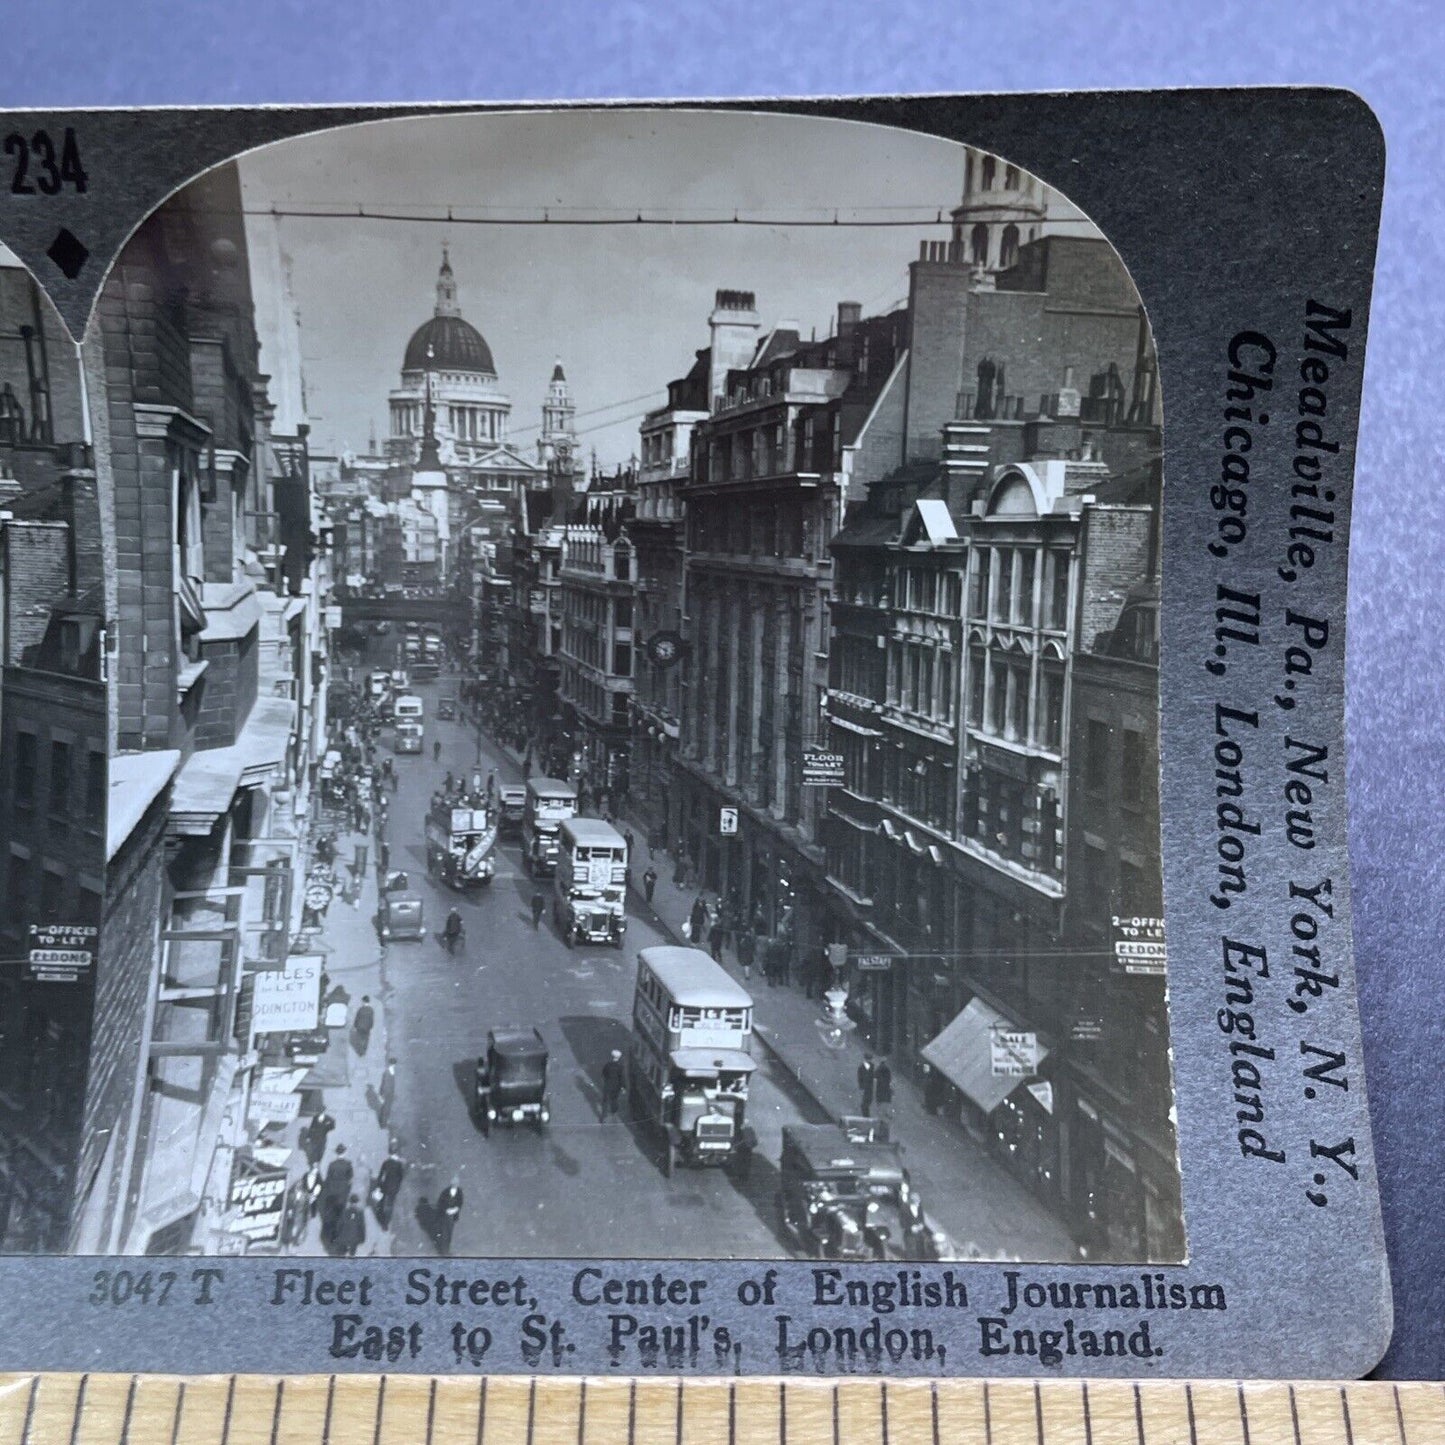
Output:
[375,816,387,848]
[642,866,658,905]
[647,827,659,860]
[443,908,464,956]
[433,738,441,761]
[708,917,726,964]
[352,841,369,880]
[486,768,496,799]
[444,770,454,794]
[875,1057,895,1130]
[372,1141,405,1230]
[377,1058,397,1130]
[624,829,635,863]
[352,995,375,1056]
[334,1194,367,1257]
[857,1055,877,1118]
[688,895,708,944]
[300,1161,323,1220]
[672,850,687,888]
[320,1144,353,1247]
[305,1107,335,1167]
[736,927,755,983]
[435,1177,464,1256]
[530,889,546,929]
[600,1049,625,1121]
[377,839,390,874]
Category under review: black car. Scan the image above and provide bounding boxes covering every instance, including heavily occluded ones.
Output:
[473,1027,550,1133]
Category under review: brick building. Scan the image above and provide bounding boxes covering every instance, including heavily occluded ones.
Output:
[89,162,332,1254]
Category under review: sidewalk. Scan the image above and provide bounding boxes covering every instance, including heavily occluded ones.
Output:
[282,812,397,1257]
[476,719,1080,1261]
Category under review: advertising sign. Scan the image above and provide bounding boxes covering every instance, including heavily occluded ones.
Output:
[1112,915,1167,975]
[26,924,98,983]
[250,956,322,1036]
[228,1156,288,1242]
[801,748,845,786]
[990,1027,1040,1077]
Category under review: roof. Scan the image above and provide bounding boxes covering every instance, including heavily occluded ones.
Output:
[670,1048,758,1076]
[562,817,626,845]
[527,776,577,798]
[108,749,181,861]
[912,498,958,545]
[404,313,496,376]
[638,947,754,1008]
[782,1124,905,1175]
[489,1027,547,1057]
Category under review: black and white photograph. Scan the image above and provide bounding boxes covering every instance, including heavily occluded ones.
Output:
[0,108,1178,1266]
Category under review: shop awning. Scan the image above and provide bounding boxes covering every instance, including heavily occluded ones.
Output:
[921,998,1050,1116]
[830,715,883,738]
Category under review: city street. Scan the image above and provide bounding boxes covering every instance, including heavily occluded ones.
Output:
[352,668,828,1259]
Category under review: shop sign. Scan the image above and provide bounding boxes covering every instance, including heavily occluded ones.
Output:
[250,956,322,1036]
[990,1027,1040,1077]
[26,924,97,983]
[324,605,343,629]
[1026,1080,1055,1115]
[228,1155,288,1242]
[1112,915,1167,975]
[1071,1014,1106,1043]
[854,953,893,972]
[719,807,738,835]
[801,747,845,786]
[247,1091,302,1127]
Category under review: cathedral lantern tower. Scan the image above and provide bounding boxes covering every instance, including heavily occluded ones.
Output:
[538,359,577,468]
[950,148,1049,279]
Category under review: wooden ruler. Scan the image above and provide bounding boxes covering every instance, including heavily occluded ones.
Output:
[0,1376,1440,1444]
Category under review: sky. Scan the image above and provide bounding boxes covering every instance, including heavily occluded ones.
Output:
[235,108,1094,465]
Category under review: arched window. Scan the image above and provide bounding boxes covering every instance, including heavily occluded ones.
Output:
[1000,224,1020,271]
[981,155,996,191]
[1004,164,1020,190]
[971,223,989,267]
[964,153,974,194]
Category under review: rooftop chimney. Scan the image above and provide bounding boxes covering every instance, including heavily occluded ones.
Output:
[708,289,761,412]
[837,301,862,335]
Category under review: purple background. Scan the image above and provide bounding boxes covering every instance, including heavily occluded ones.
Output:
[4,0,1441,1378]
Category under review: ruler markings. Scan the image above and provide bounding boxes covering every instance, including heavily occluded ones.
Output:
[12,1380,1445,1444]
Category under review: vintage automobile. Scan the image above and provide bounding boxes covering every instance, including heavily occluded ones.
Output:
[497,785,526,834]
[777,1120,949,1261]
[437,692,458,721]
[473,1027,550,1133]
[377,870,426,942]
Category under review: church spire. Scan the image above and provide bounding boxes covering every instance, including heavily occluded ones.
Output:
[538,355,577,467]
[435,242,460,318]
[416,344,443,471]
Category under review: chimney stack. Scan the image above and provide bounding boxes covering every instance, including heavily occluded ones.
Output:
[837,301,862,335]
[708,289,761,412]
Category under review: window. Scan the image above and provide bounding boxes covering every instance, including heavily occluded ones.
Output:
[1004,164,1020,190]
[14,733,36,808]
[49,741,71,817]
[937,651,954,724]
[968,644,986,726]
[1046,550,1071,630]
[970,223,989,267]
[995,550,1013,623]
[1040,663,1065,753]
[5,855,29,934]
[615,596,632,629]
[87,751,106,824]
[981,156,996,190]
[1085,720,1111,793]
[1121,729,1145,807]
[1000,224,1020,270]
[970,550,991,618]
[988,653,1008,736]
[1006,658,1029,743]
[1015,549,1036,625]
[41,869,63,923]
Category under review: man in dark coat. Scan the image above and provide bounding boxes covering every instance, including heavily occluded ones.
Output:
[688,895,708,944]
[334,1194,367,1257]
[319,1144,353,1247]
[305,1107,335,1167]
[736,927,756,983]
[373,1142,405,1230]
[874,1058,895,1131]
[642,866,658,905]
[352,995,375,1056]
[531,890,546,928]
[600,1049,625,1122]
[857,1055,877,1117]
[436,1177,464,1255]
[708,918,726,964]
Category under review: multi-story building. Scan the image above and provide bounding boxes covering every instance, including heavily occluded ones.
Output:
[628,352,708,840]
[822,210,1169,1254]
[87,162,332,1255]
[557,472,638,799]
[675,289,912,957]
